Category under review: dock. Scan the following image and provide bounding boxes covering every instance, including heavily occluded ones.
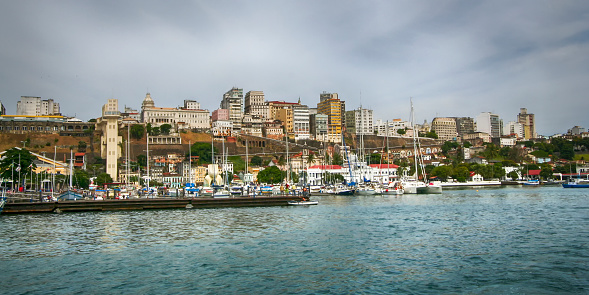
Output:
[2,196,301,214]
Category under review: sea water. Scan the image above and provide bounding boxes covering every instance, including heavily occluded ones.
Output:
[1,186,588,294]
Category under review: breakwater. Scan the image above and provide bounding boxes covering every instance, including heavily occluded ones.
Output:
[2,195,300,214]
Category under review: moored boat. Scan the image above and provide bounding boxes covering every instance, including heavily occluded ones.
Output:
[288,200,319,206]
[562,178,589,188]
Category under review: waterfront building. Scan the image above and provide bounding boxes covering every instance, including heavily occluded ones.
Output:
[317,92,345,142]
[141,93,210,130]
[310,113,328,141]
[95,99,122,181]
[16,96,61,116]
[221,87,243,132]
[476,112,502,138]
[292,104,310,140]
[517,108,537,139]
[306,164,346,185]
[244,91,269,119]
[431,117,458,141]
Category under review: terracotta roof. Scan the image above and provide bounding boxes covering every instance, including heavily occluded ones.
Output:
[527,170,541,176]
[308,165,342,170]
[369,164,399,169]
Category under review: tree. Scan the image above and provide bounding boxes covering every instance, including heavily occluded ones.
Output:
[397,129,406,135]
[540,164,553,180]
[150,127,161,136]
[425,130,438,139]
[0,148,37,188]
[508,171,519,180]
[95,172,113,187]
[160,124,172,135]
[130,124,145,140]
[332,151,344,166]
[136,155,147,168]
[78,141,87,152]
[257,166,284,184]
[74,169,90,189]
[430,165,453,181]
[250,155,263,166]
[452,166,470,182]
[189,142,218,164]
[463,141,472,148]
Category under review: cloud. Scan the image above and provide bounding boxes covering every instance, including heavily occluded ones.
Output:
[1,0,588,135]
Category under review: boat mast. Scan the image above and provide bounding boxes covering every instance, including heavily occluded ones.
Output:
[146,133,150,191]
[411,98,419,180]
[189,140,192,184]
[69,149,73,189]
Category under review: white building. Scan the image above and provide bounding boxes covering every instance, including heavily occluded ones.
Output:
[16,96,60,116]
[141,93,210,130]
[221,87,243,132]
[476,112,502,138]
[293,104,310,140]
[503,121,524,138]
[212,120,233,138]
[349,107,373,135]
[244,91,269,119]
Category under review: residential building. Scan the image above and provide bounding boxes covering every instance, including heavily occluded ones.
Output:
[263,120,284,140]
[95,99,122,181]
[241,114,263,137]
[455,117,475,137]
[346,107,374,136]
[212,120,233,138]
[292,104,310,140]
[244,91,269,119]
[141,93,210,130]
[317,92,345,142]
[275,107,293,134]
[310,113,328,141]
[212,109,229,121]
[504,121,524,138]
[517,108,537,139]
[431,117,458,141]
[567,126,586,136]
[476,112,502,138]
[16,96,60,116]
[221,87,243,132]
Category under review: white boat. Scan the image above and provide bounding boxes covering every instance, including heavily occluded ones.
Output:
[0,189,6,214]
[403,99,442,194]
[288,200,318,206]
[355,185,377,195]
[380,182,404,195]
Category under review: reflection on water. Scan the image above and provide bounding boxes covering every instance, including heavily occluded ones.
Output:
[1,186,588,294]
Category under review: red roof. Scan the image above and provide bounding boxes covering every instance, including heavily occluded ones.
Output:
[308,165,342,170]
[369,164,399,169]
[75,153,85,156]
[527,170,541,176]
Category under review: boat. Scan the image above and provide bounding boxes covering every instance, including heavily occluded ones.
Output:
[288,200,318,206]
[562,178,589,188]
[355,184,377,195]
[380,182,404,195]
[0,189,6,214]
[523,179,540,186]
[402,99,442,194]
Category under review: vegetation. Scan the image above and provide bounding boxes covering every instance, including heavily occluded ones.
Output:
[0,148,37,187]
[257,166,284,184]
[250,155,263,166]
[130,124,145,139]
[189,142,218,164]
[95,172,113,186]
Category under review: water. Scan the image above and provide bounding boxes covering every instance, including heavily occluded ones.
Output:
[1,186,588,294]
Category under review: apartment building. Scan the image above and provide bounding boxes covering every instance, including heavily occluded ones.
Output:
[517,108,537,139]
[317,92,345,142]
[16,96,61,116]
[221,87,243,132]
[431,117,458,141]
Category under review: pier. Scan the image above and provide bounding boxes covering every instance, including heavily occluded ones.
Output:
[2,196,301,214]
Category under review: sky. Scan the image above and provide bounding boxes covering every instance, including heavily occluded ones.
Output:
[1,0,588,136]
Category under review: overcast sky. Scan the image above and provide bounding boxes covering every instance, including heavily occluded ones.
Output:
[1,0,588,136]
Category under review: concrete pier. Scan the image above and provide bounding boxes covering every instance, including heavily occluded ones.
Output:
[2,196,301,214]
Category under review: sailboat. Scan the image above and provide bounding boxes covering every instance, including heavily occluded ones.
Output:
[402,99,442,194]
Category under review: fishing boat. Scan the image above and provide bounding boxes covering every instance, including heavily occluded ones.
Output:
[562,178,589,188]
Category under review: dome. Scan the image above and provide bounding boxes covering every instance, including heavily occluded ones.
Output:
[142,93,155,109]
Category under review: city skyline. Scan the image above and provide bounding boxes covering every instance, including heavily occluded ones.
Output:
[1,1,588,135]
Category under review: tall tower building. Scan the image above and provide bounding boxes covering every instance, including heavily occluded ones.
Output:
[317,92,345,142]
[96,99,121,181]
[221,87,243,132]
[517,108,537,139]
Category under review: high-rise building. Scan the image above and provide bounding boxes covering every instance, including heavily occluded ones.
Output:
[292,104,310,140]
[517,108,536,139]
[431,117,458,141]
[476,112,502,138]
[504,121,524,138]
[310,113,328,141]
[221,87,243,132]
[317,92,345,142]
[346,107,373,136]
[16,96,60,116]
[244,91,269,119]
[455,117,475,137]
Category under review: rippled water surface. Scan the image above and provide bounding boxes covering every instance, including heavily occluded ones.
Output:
[1,187,588,294]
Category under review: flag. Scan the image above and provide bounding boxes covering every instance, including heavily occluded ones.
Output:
[15,165,21,172]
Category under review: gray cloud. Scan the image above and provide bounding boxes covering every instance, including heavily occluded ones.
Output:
[1,0,588,135]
